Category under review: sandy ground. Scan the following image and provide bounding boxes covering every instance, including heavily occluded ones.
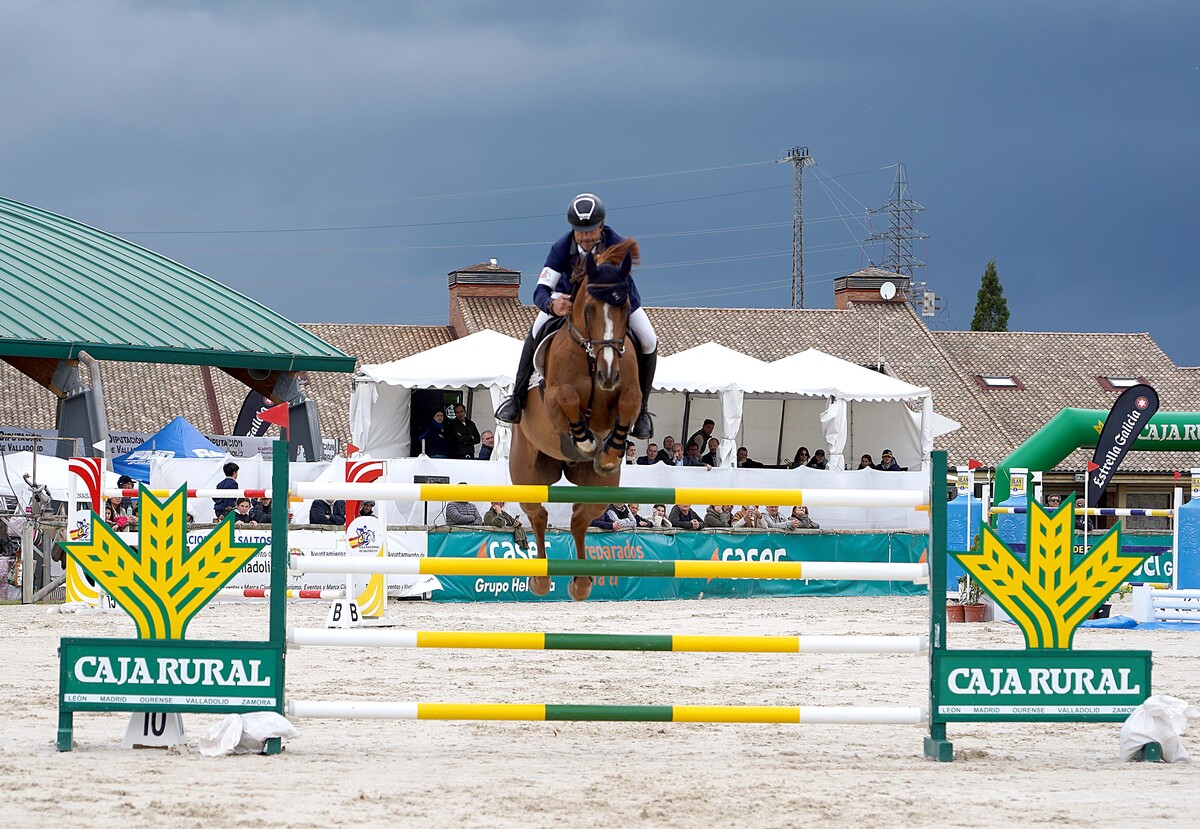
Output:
[2,594,1198,829]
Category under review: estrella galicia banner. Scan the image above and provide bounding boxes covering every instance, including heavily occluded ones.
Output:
[426,530,927,602]
[233,390,273,437]
[1088,383,1159,507]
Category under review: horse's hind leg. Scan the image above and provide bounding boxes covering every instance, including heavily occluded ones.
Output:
[522,501,552,596]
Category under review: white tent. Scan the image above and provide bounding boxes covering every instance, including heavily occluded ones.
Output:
[350,330,524,458]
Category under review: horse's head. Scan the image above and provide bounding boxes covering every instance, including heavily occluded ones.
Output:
[574,241,636,390]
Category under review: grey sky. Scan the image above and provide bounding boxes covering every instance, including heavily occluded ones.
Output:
[3,1,1197,364]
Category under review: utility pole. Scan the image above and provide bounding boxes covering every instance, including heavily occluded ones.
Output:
[778,146,815,308]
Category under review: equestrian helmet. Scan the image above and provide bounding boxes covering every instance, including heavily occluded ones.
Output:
[567,193,605,230]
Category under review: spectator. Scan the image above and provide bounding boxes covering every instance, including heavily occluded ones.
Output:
[735,447,765,469]
[1075,498,1098,532]
[214,461,239,519]
[731,505,762,528]
[687,419,716,453]
[420,410,451,458]
[669,503,703,530]
[1044,494,1062,511]
[447,403,481,459]
[875,449,902,471]
[107,493,137,529]
[704,504,733,529]
[679,442,708,468]
[790,505,820,529]
[807,449,828,470]
[446,485,482,525]
[760,505,792,530]
[792,447,811,468]
[671,443,685,465]
[483,501,528,547]
[628,503,653,528]
[638,443,659,465]
[648,504,672,528]
[656,437,677,464]
[592,503,635,531]
[477,430,495,460]
[309,498,346,526]
[116,474,137,511]
[625,442,638,465]
[858,454,875,470]
[701,437,722,467]
[232,498,257,525]
[251,496,273,524]
[358,500,375,518]
[104,501,131,530]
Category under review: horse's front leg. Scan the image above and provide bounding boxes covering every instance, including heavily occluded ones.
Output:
[593,375,643,476]
[521,501,551,597]
[567,504,605,601]
[544,383,598,458]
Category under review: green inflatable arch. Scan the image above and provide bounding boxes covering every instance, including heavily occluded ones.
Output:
[995,409,1200,503]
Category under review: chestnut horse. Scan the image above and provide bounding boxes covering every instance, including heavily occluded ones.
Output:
[509,239,643,601]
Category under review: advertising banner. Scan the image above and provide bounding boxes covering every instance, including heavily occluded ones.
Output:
[1088,384,1159,507]
[427,530,927,602]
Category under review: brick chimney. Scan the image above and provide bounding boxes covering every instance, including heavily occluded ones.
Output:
[832,267,910,310]
[448,259,521,336]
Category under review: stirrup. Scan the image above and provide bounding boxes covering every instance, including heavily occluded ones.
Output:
[495,396,522,425]
[631,408,653,440]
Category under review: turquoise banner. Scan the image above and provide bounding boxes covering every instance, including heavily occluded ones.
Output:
[427,530,928,602]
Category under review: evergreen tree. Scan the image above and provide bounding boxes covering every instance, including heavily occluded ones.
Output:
[971,259,1010,331]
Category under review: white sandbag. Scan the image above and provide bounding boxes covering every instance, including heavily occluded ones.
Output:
[198,712,298,756]
[1119,695,1200,762]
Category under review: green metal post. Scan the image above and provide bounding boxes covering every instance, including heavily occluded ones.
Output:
[924,451,954,761]
[265,438,290,755]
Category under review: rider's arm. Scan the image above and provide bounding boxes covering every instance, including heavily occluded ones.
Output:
[533,266,566,314]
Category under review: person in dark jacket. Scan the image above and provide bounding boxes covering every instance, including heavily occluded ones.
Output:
[213,461,239,519]
[421,410,451,458]
[807,449,828,469]
[446,403,480,459]
[668,503,703,530]
[590,503,635,530]
[874,449,902,471]
[309,498,346,526]
[250,496,273,524]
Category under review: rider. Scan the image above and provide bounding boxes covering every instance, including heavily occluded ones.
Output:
[495,192,658,439]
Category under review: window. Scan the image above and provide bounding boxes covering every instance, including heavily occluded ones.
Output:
[1097,376,1147,392]
[973,374,1024,390]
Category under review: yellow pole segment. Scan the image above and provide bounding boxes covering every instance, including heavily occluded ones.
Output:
[419,703,547,721]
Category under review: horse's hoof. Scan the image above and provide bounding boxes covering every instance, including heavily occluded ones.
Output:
[528,575,551,597]
[568,576,592,602]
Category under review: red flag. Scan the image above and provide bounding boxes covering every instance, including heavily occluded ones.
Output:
[260,403,289,434]
[1087,461,1100,472]
[1175,470,1182,480]
[346,442,360,457]
[967,459,982,470]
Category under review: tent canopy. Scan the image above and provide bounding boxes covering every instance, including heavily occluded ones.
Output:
[768,349,930,401]
[112,416,229,482]
[656,342,774,393]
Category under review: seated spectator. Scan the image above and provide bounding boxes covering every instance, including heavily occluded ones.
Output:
[656,437,676,464]
[625,442,638,465]
[251,496,273,524]
[857,454,875,470]
[638,443,659,465]
[420,410,451,458]
[792,447,811,468]
[687,419,716,453]
[760,504,792,529]
[735,447,765,468]
[679,442,708,468]
[232,497,257,525]
[649,504,672,528]
[483,501,527,546]
[477,430,495,461]
[875,449,902,471]
[731,505,762,528]
[1075,498,1097,532]
[592,503,635,531]
[671,443,685,465]
[116,475,137,511]
[213,461,239,519]
[701,437,722,467]
[1044,493,1062,510]
[704,504,733,528]
[669,503,702,530]
[790,505,820,529]
[446,485,482,525]
[104,501,131,530]
[807,449,828,470]
[628,503,653,527]
[106,493,137,529]
[309,498,346,526]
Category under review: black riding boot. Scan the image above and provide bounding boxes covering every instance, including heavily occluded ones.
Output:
[631,348,657,440]
[495,333,537,424]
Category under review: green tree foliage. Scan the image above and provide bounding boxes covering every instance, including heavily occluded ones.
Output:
[971,259,1010,331]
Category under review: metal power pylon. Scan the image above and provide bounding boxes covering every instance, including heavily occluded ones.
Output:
[866,163,927,279]
[778,146,815,308]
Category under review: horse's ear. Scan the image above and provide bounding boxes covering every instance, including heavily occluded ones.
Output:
[620,251,632,278]
[586,252,597,280]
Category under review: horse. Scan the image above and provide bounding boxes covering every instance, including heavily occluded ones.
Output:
[508,238,643,601]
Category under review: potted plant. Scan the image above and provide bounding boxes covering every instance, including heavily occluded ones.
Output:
[960,574,986,622]
[946,593,966,623]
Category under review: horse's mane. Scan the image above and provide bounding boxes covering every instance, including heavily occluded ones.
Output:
[571,238,640,285]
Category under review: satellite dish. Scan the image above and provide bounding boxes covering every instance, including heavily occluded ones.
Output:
[879,281,897,300]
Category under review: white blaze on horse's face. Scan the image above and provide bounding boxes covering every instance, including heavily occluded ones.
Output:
[596,302,619,388]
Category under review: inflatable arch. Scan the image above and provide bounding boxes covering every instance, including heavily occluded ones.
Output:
[995,409,1200,503]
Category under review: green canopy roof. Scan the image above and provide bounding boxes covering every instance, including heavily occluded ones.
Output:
[0,196,355,373]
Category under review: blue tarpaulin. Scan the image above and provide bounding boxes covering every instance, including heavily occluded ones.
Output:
[111,416,228,482]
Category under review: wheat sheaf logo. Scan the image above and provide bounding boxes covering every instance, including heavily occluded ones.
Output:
[954,501,1149,649]
[63,487,264,640]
